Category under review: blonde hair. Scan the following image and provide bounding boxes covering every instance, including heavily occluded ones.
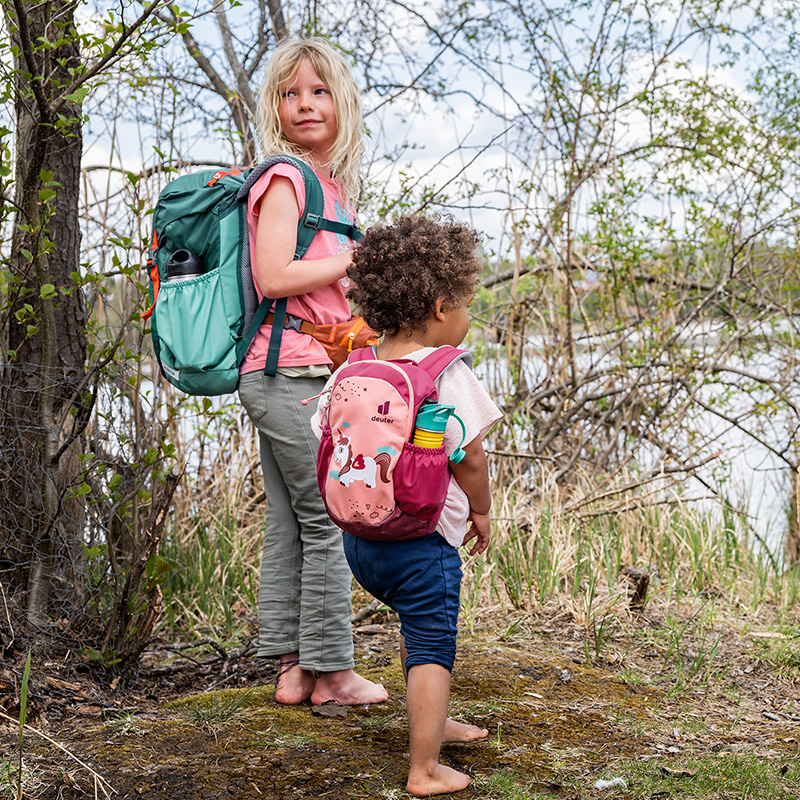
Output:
[256,38,364,206]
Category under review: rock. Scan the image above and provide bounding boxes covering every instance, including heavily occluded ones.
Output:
[595,777,627,790]
[311,700,348,718]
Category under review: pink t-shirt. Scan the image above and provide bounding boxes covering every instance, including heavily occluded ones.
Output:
[240,162,357,373]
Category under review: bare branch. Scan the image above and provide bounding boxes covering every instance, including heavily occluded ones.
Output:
[58,0,166,103]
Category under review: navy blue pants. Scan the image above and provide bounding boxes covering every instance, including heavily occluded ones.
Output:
[342,532,462,672]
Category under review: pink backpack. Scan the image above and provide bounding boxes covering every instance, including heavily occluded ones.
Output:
[316,346,471,541]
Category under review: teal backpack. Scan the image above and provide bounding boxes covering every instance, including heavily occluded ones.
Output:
[144,155,362,396]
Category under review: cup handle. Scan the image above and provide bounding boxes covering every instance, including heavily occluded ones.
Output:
[449,414,467,464]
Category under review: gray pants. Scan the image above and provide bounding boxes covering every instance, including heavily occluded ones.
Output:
[239,370,354,672]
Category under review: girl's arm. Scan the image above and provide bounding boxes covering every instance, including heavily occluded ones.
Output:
[254,176,353,297]
[449,436,492,556]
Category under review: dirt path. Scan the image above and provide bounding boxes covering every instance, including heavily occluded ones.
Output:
[5,612,800,799]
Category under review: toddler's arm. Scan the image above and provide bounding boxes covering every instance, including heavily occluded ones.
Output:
[449,437,492,556]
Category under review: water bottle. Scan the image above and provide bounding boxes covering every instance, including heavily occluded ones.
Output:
[166,249,204,281]
[412,401,467,463]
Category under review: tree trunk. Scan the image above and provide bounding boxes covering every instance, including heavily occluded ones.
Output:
[0,0,87,622]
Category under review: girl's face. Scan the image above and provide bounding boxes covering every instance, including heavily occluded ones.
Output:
[278,59,338,162]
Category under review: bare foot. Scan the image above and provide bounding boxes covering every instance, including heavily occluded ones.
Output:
[310,668,388,706]
[407,763,471,796]
[443,718,489,743]
[274,657,315,705]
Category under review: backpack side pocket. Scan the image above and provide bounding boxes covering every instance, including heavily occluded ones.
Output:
[393,442,450,522]
[151,269,239,394]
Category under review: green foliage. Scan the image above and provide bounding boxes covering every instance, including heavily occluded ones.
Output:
[612,753,800,799]
[17,648,31,797]
[159,512,259,639]
[179,688,258,726]
[753,636,800,681]
[473,769,558,799]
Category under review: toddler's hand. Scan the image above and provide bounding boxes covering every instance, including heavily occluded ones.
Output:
[463,510,491,556]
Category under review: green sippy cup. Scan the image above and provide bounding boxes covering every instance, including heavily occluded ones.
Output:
[412,401,467,463]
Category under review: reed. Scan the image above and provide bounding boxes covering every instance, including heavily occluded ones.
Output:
[462,480,793,636]
[158,509,261,639]
[155,406,793,656]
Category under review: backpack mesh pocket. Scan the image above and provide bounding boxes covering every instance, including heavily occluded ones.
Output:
[152,269,237,377]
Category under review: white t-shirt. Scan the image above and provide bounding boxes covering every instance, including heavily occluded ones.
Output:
[311,346,502,547]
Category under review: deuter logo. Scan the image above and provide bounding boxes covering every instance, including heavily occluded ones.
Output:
[372,400,394,425]
[372,400,393,423]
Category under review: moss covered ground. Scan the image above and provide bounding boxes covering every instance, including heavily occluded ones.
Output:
[6,607,800,800]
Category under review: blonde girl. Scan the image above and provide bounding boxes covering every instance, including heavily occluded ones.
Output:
[238,38,387,707]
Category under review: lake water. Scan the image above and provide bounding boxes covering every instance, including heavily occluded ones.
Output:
[474,331,795,558]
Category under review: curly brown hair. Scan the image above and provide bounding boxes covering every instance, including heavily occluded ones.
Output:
[347,215,483,335]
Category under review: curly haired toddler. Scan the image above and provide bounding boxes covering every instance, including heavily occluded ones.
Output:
[313,215,502,796]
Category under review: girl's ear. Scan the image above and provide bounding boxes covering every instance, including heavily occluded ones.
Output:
[434,297,447,322]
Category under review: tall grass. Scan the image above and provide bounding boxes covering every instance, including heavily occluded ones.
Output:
[460,482,793,634]
[154,413,792,649]
[158,508,261,640]
[154,399,265,641]
[156,475,794,647]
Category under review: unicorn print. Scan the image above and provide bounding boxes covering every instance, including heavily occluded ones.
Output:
[333,433,391,488]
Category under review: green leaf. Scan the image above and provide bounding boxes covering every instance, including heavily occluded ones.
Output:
[38,188,57,203]
[40,283,57,299]
[19,648,32,737]
[39,169,54,183]
[80,648,103,663]
[145,553,176,584]
[64,86,89,104]
[15,303,33,322]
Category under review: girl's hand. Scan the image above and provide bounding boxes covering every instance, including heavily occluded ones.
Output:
[463,510,491,556]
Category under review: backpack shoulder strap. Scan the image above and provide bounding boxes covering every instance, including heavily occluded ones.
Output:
[343,346,378,366]
[417,346,473,380]
[344,345,469,376]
